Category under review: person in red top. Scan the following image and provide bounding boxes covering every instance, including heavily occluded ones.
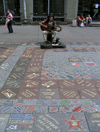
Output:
[78,14,85,26]
[39,14,57,43]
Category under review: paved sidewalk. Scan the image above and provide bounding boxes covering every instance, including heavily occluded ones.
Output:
[0,43,100,131]
[0,25,100,43]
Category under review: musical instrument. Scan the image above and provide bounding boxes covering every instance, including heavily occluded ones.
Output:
[41,23,62,32]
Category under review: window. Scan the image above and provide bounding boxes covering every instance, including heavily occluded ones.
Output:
[33,0,64,16]
[50,0,64,16]
[0,0,4,16]
[5,0,20,16]
[34,0,48,16]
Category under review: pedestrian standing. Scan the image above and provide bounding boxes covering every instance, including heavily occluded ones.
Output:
[6,9,13,33]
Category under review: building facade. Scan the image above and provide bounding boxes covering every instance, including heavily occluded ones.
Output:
[0,0,100,23]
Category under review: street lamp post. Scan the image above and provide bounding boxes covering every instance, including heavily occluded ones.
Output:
[23,0,27,23]
[3,0,6,16]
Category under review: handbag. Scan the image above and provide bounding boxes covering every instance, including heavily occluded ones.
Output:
[80,22,84,27]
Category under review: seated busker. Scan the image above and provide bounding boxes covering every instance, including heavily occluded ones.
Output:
[39,14,57,43]
[86,14,92,26]
[78,14,85,26]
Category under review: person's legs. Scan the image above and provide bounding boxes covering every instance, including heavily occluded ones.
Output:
[51,31,57,42]
[10,20,13,33]
[7,22,11,33]
[86,19,88,26]
[77,20,80,26]
[89,20,92,26]
[42,31,48,42]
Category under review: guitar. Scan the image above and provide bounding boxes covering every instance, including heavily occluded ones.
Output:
[41,23,62,32]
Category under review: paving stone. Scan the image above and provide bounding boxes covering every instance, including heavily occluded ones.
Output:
[85,48,96,52]
[34,113,61,132]
[0,99,4,105]
[81,99,93,106]
[92,99,100,105]
[79,87,100,99]
[24,72,41,80]
[54,49,67,52]
[12,106,25,113]
[0,106,13,113]
[37,100,48,106]
[27,66,42,73]
[31,58,43,63]
[66,48,75,52]
[48,106,59,113]
[76,80,96,88]
[85,113,100,132]
[83,105,96,113]
[59,80,77,89]
[42,51,100,81]
[48,99,60,106]
[60,99,71,106]
[70,105,83,113]
[21,52,33,58]
[11,66,27,73]
[18,88,39,99]
[36,106,48,113]
[68,57,82,62]
[1,44,100,131]
[14,99,37,106]
[25,99,37,106]
[32,54,44,60]
[0,88,19,99]
[70,99,82,106]
[40,80,59,89]
[59,106,71,113]
[94,105,100,112]
[22,79,40,89]
[61,113,89,132]
[59,88,80,99]
[41,72,58,80]
[14,99,27,106]
[0,106,25,113]
[82,58,96,67]
[28,61,43,68]
[39,89,59,99]
[0,46,26,89]
[3,79,23,89]
[14,58,31,66]
[0,114,10,132]
[5,113,34,132]
[3,99,15,106]
[24,106,36,113]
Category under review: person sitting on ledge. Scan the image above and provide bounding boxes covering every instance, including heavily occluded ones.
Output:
[86,14,92,26]
[78,14,85,26]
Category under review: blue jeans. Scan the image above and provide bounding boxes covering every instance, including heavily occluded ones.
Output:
[7,20,13,33]
[86,19,92,24]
